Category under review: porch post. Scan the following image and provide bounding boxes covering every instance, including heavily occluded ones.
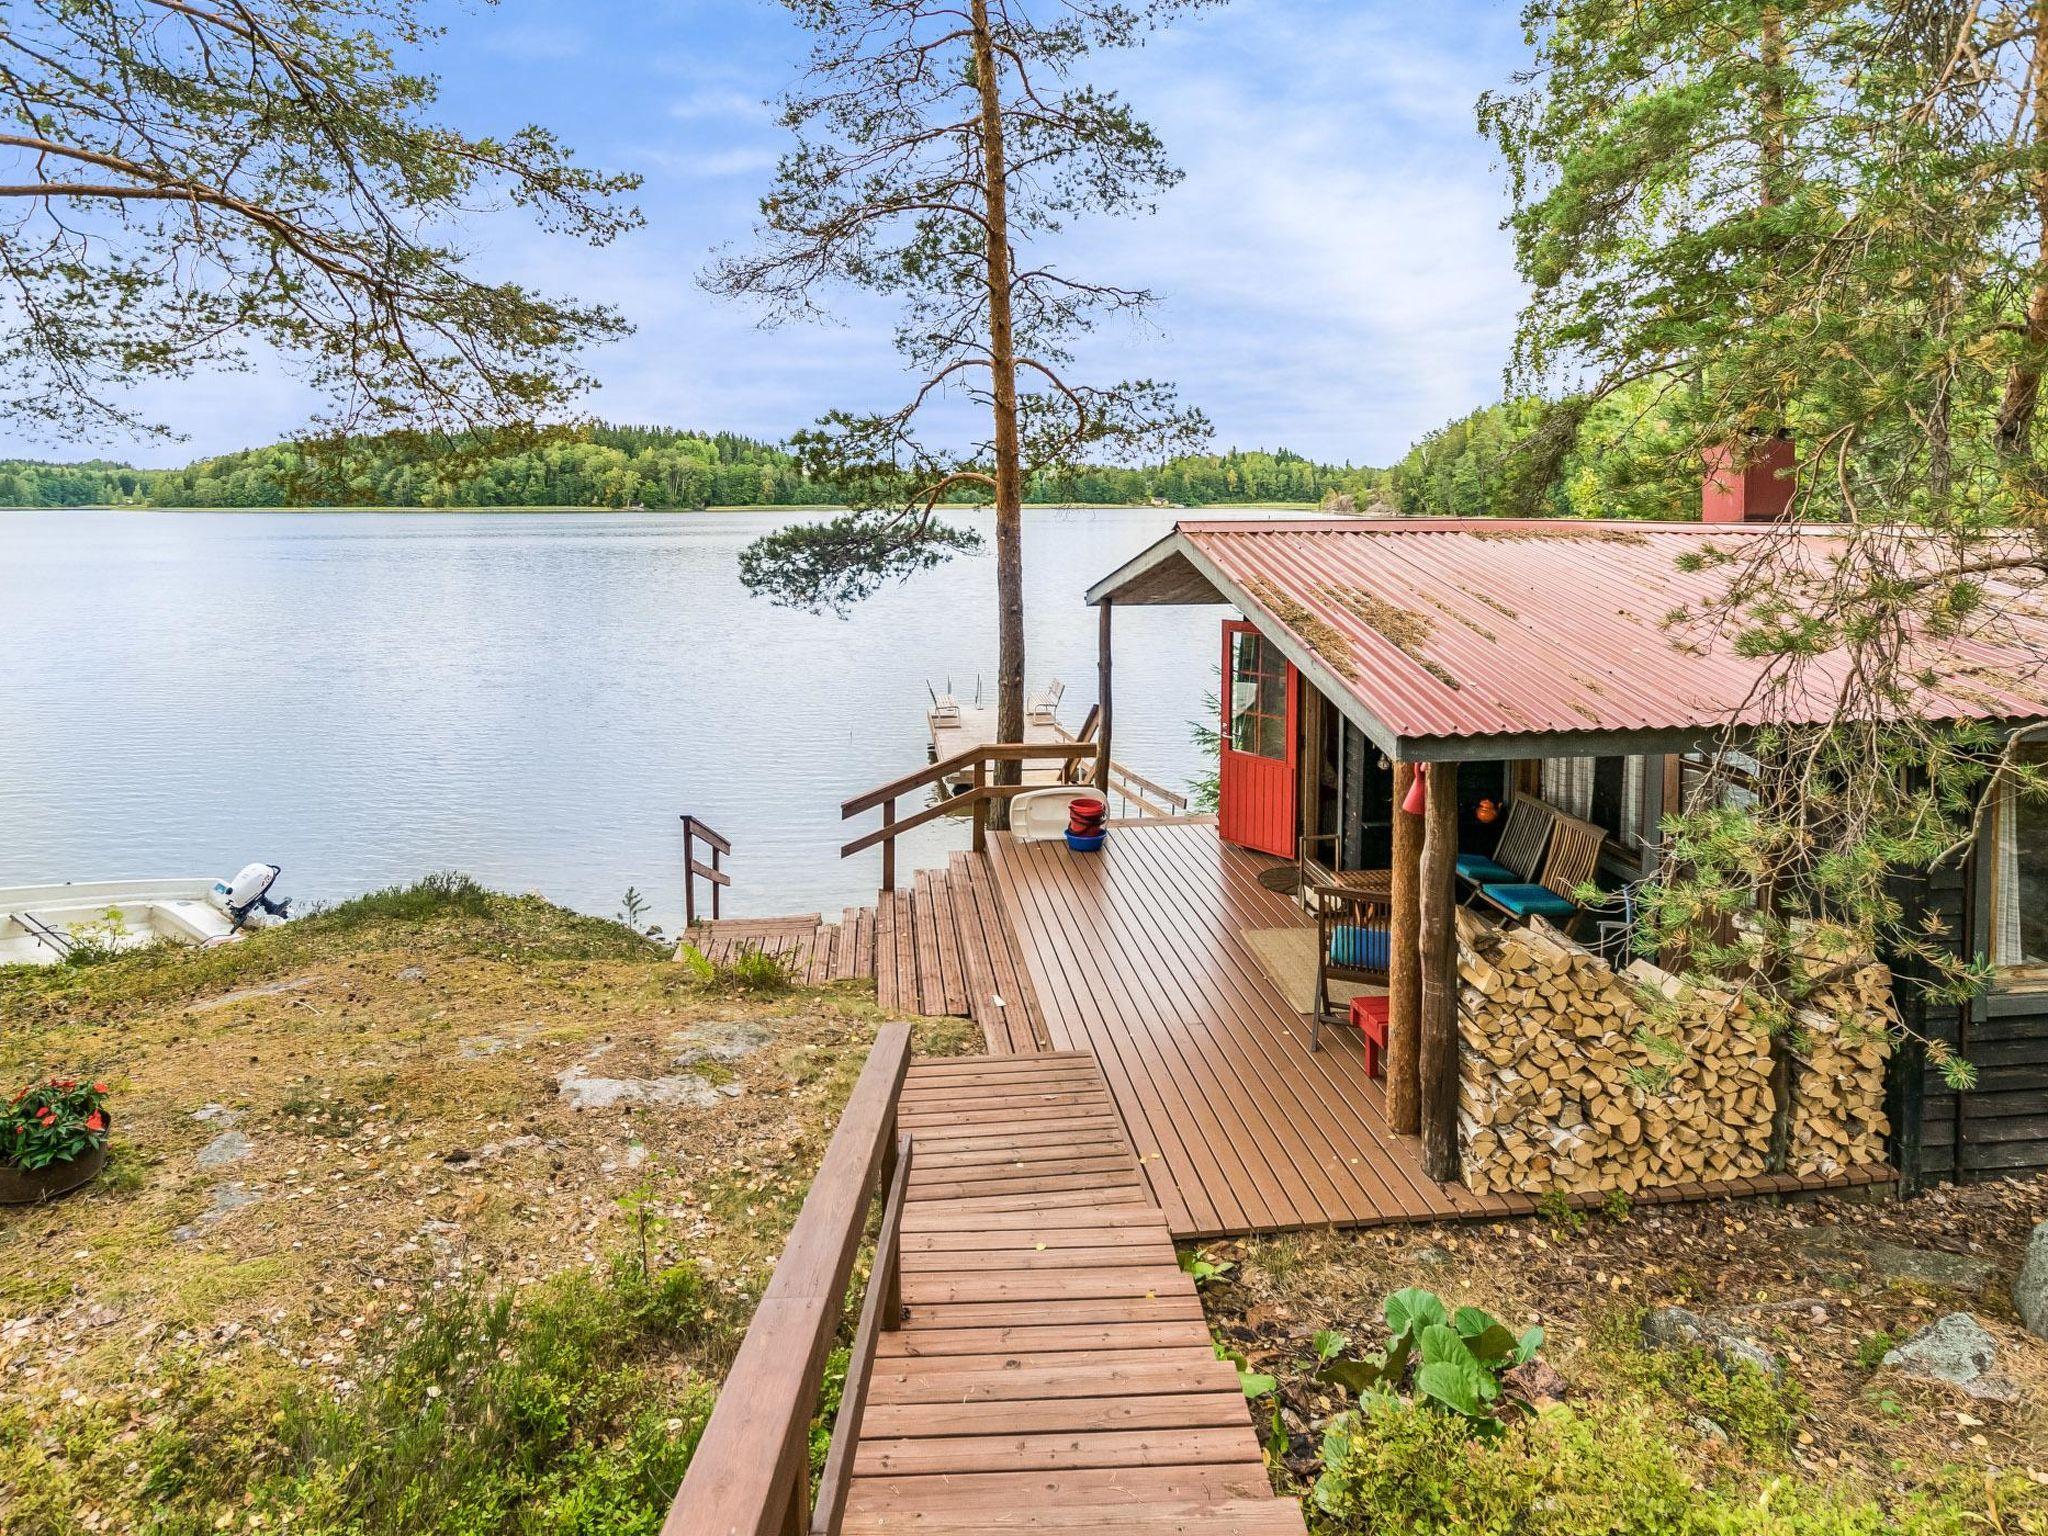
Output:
[1418,763,1460,1182]
[1387,760,1422,1136]
[1094,598,1113,792]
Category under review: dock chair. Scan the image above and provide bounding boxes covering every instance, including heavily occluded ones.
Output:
[1311,882,1391,1049]
[1475,813,1606,937]
[1455,795,1556,896]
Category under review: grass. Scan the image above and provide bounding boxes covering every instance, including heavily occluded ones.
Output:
[0,875,979,1535]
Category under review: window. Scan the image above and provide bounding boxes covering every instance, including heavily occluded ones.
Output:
[1545,755,1649,847]
[1991,747,2048,970]
[1229,629,1288,760]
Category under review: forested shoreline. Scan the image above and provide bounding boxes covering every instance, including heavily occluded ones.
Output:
[0,426,1384,511]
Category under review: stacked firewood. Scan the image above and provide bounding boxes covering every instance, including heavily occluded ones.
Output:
[1455,912,1775,1197]
[1786,952,1894,1178]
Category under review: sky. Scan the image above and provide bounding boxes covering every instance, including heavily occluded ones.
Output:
[5,0,1534,470]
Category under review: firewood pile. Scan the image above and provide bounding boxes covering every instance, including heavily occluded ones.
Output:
[1454,911,1897,1197]
[1455,911,1773,1197]
[1785,950,1895,1179]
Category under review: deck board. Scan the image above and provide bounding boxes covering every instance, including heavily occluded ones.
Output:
[839,1053,1306,1535]
[986,818,1894,1238]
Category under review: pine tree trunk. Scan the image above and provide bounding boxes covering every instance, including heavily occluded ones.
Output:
[1997,0,2048,481]
[971,0,1026,827]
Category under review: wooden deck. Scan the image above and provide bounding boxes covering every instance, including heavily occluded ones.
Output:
[839,1052,1306,1535]
[682,852,1048,1054]
[988,818,1895,1239]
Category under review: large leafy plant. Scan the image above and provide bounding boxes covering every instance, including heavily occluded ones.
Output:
[1314,1288,1542,1437]
[5,1078,111,1171]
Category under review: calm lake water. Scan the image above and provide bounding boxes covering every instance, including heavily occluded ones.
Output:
[0,506,1256,932]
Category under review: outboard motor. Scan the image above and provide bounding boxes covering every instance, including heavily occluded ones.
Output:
[210,863,293,930]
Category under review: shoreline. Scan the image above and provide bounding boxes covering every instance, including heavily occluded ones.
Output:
[0,500,1330,514]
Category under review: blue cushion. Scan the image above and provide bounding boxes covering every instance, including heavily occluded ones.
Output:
[1456,853,1517,885]
[1329,924,1390,971]
[1483,883,1578,920]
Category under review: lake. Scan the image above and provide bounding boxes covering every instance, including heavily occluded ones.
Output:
[0,506,1253,932]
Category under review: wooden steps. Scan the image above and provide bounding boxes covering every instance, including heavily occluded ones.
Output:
[683,851,1047,1054]
[837,1052,1306,1535]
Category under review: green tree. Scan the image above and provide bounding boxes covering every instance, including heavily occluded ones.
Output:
[0,0,640,444]
[1485,2,2048,1098]
[706,0,1209,809]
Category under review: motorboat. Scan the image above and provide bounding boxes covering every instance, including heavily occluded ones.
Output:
[0,864,293,967]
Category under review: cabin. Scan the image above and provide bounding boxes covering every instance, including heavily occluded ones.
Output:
[1086,511,2048,1196]
[669,500,2048,1535]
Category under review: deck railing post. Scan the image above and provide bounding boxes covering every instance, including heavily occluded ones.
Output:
[681,815,696,930]
[972,759,988,853]
[711,843,722,921]
[881,799,896,892]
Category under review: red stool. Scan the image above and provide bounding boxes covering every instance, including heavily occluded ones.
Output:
[1349,994,1391,1079]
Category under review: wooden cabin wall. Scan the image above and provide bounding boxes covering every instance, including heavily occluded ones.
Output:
[1887,854,2048,1189]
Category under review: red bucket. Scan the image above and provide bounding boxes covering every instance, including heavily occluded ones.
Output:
[1067,797,1106,833]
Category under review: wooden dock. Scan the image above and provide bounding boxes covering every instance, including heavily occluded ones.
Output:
[838,1052,1306,1534]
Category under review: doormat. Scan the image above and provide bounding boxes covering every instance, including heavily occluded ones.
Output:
[1256,863,1302,895]
[1242,926,1385,1019]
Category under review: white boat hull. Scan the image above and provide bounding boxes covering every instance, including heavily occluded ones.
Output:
[0,879,244,967]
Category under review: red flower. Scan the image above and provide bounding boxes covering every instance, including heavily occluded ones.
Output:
[84,1111,105,1133]
[92,1082,108,1094]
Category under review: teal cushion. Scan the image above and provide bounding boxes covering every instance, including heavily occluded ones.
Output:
[1330,924,1390,971]
[1456,853,1517,884]
[1483,883,1578,920]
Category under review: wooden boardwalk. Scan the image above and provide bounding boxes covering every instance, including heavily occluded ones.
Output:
[683,853,1048,1054]
[839,1052,1306,1534]
[988,818,1894,1239]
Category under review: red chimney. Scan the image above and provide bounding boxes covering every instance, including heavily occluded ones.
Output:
[1702,433,1796,523]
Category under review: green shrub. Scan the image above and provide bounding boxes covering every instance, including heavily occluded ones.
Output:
[1315,1288,1543,1436]
[4,1254,732,1536]
[1310,1395,2038,1536]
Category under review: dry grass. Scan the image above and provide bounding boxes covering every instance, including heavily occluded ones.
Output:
[0,885,976,1530]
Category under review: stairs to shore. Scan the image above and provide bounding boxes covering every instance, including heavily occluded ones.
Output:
[679,851,1048,1053]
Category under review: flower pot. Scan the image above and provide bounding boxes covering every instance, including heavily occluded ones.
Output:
[0,1143,108,1204]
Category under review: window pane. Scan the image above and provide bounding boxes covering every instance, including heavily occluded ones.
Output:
[1258,711,1286,761]
[1257,666,1285,718]
[1233,712,1258,754]
[1995,748,2048,968]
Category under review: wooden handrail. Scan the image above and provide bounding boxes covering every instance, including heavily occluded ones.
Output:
[662,1025,913,1536]
[842,742,1099,819]
[680,815,732,928]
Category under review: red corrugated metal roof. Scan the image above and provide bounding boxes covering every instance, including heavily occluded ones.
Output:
[1141,518,2048,748]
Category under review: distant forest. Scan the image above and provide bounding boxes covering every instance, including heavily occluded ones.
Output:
[0,426,1383,511]
[2,394,1707,518]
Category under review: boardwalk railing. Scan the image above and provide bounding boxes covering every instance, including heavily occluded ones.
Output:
[662,1023,913,1536]
[840,742,1188,891]
[841,742,1102,891]
[679,814,732,928]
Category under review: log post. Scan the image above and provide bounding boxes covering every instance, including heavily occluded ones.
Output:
[1418,763,1461,1182]
[1094,598,1113,792]
[881,798,897,894]
[1387,760,1422,1135]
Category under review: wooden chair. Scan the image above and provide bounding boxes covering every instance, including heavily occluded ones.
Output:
[1475,813,1607,936]
[1456,795,1556,895]
[1311,883,1391,1049]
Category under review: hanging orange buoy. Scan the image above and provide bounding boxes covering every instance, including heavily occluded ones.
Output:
[1401,762,1428,816]
[1476,797,1500,824]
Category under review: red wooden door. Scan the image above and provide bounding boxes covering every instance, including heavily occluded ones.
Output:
[1218,619,1298,857]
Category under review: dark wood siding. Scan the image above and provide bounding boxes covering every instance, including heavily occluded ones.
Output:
[1888,857,2048,1187]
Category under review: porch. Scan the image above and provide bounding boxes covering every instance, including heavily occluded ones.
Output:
[984,816,1894,1238]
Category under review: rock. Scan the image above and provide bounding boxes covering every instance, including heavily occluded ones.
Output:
[1880,1313,2017,1401]
[670,1021,772,1067]
[1688,1415,1730,1444]
[174,1181,260,1241]
[1407,1244,1456,1268]
[186,977,317,1013]
[1640,1305,1785,1384]
[396,966,427,982]
[1863,1239,1996,1291]
[192,1103,244,1126]
[555,1064,722,1112]
[196,1130,253,1169]
[2016,1222,2048,1339]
